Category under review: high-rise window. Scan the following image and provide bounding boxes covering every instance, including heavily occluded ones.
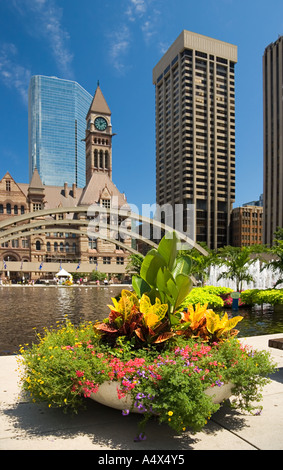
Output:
[28,76,92,188]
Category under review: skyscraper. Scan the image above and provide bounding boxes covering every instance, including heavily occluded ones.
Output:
[153,31,237,249]
[28,75,92,188]
[263,36,283,245]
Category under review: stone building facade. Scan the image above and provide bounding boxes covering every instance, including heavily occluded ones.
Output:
[0,85,131,281]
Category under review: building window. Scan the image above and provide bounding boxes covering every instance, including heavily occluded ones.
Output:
[60,242,64,252]
[72,243,77,253]
[6,203,11,214]
[89,256,98,264]
[103,256,111,264]
[54,242,58,252]
[116,257,124,265]
[101,199,110,208]
[94,149,98,167]
[88,238,97,249]
[65,243,69,252]
[21,206,25,214]
[0,204,3,214]
[36,240,41,251]
[12,239,19,248]
[22,239,29,248]
[14,205,18,215]
[47,242,51,252]
[105,151,109,168]
[6,180,11,191]
[33,203,42,211]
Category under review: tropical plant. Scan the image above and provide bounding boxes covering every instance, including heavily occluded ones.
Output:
[216,246,258,291]
[176,303,243,343]
[262,240,283,288]
[94,289,173,347]
[182,244,216,286]
[132,232,193,326]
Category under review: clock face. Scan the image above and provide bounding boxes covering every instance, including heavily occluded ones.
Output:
[94,116,107,131]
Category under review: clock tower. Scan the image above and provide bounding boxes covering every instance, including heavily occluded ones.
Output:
[85,84,113,184]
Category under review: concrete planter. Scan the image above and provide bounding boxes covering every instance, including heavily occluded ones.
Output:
[90,380,234,413]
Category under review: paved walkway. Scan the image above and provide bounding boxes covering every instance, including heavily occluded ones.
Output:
[0,334,283,451]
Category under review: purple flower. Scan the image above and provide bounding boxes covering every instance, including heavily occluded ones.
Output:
[122,409,129,416]
[134,432,147,442]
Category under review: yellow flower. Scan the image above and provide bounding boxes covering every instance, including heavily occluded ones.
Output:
[168,411,173,416]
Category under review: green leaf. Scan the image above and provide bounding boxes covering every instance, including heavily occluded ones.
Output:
[140,249,167,287]
[157,232,178,271]
[172,255,192,279]
[173,274,193,311]
[132,275,150,298]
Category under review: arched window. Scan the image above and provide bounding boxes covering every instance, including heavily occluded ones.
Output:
[6,203,11,214]
[21,206,25,214]
[65,242,69,252]
[99,150,103,168]
[14,205,18,215]
[105,151,109,169]
[0,204,3,214]
[72,243,77,253]
[94,149,98,167]
[60,242,64,252]
[54,242,58,252]
[47,242,51,252]
[36,240,41,251]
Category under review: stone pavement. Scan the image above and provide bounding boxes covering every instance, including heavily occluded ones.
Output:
[0,333,283,451]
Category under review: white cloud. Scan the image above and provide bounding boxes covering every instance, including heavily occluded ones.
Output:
[0,43,31,104]
[108,0,162,74]
[126,0,148,21]
[11,0,74,79]
[108,25,131,74]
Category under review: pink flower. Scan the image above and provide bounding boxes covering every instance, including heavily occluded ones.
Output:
[75,370,84,378]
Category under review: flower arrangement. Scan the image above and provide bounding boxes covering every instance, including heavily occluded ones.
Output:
[19,233,277,441]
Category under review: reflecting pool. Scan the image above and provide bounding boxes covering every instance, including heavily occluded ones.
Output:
[0,286,283,355]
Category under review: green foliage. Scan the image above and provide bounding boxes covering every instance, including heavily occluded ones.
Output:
[89,270,106,282]
[181,287,225,309]
[125,253,144,274]
[132,232,193,324]
[240,289,283,306]
[262,240,283,288]
[216,246,258,291]
[19,327,277,436]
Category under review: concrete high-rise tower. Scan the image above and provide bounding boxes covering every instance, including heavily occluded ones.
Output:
[263,36,283,245]
[153,31,237,249]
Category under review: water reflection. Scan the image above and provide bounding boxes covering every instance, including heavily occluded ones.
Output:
[0,286,283,355]
[0,286,124,355]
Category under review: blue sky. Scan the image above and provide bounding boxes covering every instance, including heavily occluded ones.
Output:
[0,0,283,213]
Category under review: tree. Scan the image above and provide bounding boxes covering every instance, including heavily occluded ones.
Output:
[263,240,283,288]
[89,270,106,282]
[180,243,216,286]
[125,253,144,275]
[216,246,257,292]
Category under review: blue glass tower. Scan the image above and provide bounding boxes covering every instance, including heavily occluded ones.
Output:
[28,76,92,187]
